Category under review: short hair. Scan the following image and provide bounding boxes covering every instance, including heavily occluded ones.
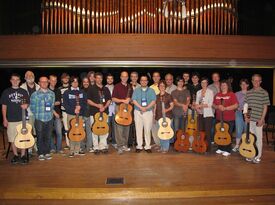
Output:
[70,76,79,84]
[175,76,184,85]
[158,80,167,88]
[130,71,138,76]
[140,75,148,80]
[191,72,200,79]
[49,74,57,79]
[10,73,20,79]
[212,72,220,77]
[95,72,103,78]
[239,78,249,85]
[61,72,69,79]
[152,72,160,76]
[165,73,174,79]
[200,77,209,83]
[183,72,190,76]
[87,71,95,77]
[252,74,262,81]
[106,73,114,78]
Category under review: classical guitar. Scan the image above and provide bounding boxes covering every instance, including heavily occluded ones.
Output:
[239,108,258,159]
[186,94,198,137]
[157,95,174,140]
[192,97,207,153]
[214,98,231,145]
[115,86,133,126]
[14,99,35,149]
[68,93,86,142]
[92,89,109,135]
[174,111,190,152]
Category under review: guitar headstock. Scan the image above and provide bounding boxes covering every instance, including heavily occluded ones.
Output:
[75,93,80,106]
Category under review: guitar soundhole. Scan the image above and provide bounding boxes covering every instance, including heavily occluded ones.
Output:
[75,123,79,127]
[162,122,168,128]
[99,117,103,121]
[123,109,128,113]
[21,128,28,135]
[220,127,225,132]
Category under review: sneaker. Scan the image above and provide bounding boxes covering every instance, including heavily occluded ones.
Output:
[222,151,231,157]
[78,151,86,156]
[112,144,118,149]
[69,153,74,158]
[246,158,253,162]
[94,150,100,155]
[50,149,56,154]
[38,155,45,161]
[135,149,142,153]
[122,146,131,152]
[57,150,64,154]
[145,149,152,153]
[45,154,52,160]
[11,155,20,165]
[64,146,70,150]
[216,149,224,154]
[232,145,239,152]
[20,155,29,165]
[117,149,123,155]
[89,148,95,153]
[253,158,261,164]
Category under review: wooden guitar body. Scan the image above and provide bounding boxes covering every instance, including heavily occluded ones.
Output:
[192,131,208,153]
[239,131,258,159]
[68,117,86,142]
[157,117,174,140]
[174,129,190,152]
[92,112,109,135]
[115,103,133,126]
[214,122,231,145]
[14,123,35,149]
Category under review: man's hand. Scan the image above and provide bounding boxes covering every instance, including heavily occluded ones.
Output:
[3,119,8,128]
[21,104,28,110]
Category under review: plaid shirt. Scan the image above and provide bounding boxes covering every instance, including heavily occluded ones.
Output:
[30,89,55,122]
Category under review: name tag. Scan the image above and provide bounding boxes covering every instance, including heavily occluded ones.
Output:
[141,98,147,107]
[45,102,52,112]
[101,95,106,103]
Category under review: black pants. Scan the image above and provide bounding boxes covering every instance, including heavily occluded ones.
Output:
[35,119,53,155]
[198,115,213,152]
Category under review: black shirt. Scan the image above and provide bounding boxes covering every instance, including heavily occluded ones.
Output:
[189,84,202,99]
[83,87,91,117]
[58,84,70,111]
[0,87,29,122]
[49,87,62,116]
[87,84,111,115]
[27,84,36,97]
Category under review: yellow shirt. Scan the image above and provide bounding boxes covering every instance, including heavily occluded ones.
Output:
[150,83,160,95]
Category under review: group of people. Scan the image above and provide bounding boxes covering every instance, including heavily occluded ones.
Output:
[1,70,270,165]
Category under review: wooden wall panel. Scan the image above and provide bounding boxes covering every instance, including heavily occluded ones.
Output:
[0,35,275,67]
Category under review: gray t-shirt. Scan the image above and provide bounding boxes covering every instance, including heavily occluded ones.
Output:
[171,89,190,117]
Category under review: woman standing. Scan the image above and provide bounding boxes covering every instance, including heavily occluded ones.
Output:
[213,80,238,157]
[233,79,249,152]
[195,77,214,153]
[154,80,174,153]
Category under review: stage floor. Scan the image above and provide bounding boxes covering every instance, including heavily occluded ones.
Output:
[0,134,275,205]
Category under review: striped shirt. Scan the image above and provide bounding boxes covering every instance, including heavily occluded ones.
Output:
[30,89,55,122]
[244,87,270,122]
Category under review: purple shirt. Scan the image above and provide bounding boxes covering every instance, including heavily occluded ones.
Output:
[235,91,246,111]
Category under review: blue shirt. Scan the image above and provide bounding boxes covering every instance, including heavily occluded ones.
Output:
[30,89,55,122]
[132,87,156,111]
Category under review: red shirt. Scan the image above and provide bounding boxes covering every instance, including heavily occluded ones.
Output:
[213,92,238,122]
[112,82,133,104]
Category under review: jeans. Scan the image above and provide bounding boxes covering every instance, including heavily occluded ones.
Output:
[156,121,170,151]
[35,119,53,155]
[235,110,246,140]
[108,114,116,144]
[210,118,216,143]
[81,116,93,151]
[172,116,186,143]
[50,117,63,151]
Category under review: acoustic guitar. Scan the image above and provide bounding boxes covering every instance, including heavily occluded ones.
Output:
[115,86,133,126]
[14,99,35,149]
[157,95,174,140]
[92,89,109,135]
[192,97,208,153]
[174,111,190,152]
[68,93,86,142]
[186,94,198,137]
[239,108,258,159]
[214,98,231,145]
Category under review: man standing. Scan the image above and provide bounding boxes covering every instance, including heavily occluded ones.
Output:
[132,75,156,153]
[182,72,192,90]
[30,76,55,161]
[244,74,270,164]
[1,74,29,164]
[112,71,133,154]
[59,73,70,149]
[48,75,63,154]
[87,72,111,154]
[105,73,116,148]
[130,71,141,90]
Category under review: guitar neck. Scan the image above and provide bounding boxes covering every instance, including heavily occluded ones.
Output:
[161,101,166,121]
[22,108,26,129]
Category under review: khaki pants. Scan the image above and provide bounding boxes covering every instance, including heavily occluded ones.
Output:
[250,121,263,159]
[151,120,160,146]
[134,110,153,150]
[62,111,70,147]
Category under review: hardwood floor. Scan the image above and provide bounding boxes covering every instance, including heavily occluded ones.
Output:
[0,131,275,205]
